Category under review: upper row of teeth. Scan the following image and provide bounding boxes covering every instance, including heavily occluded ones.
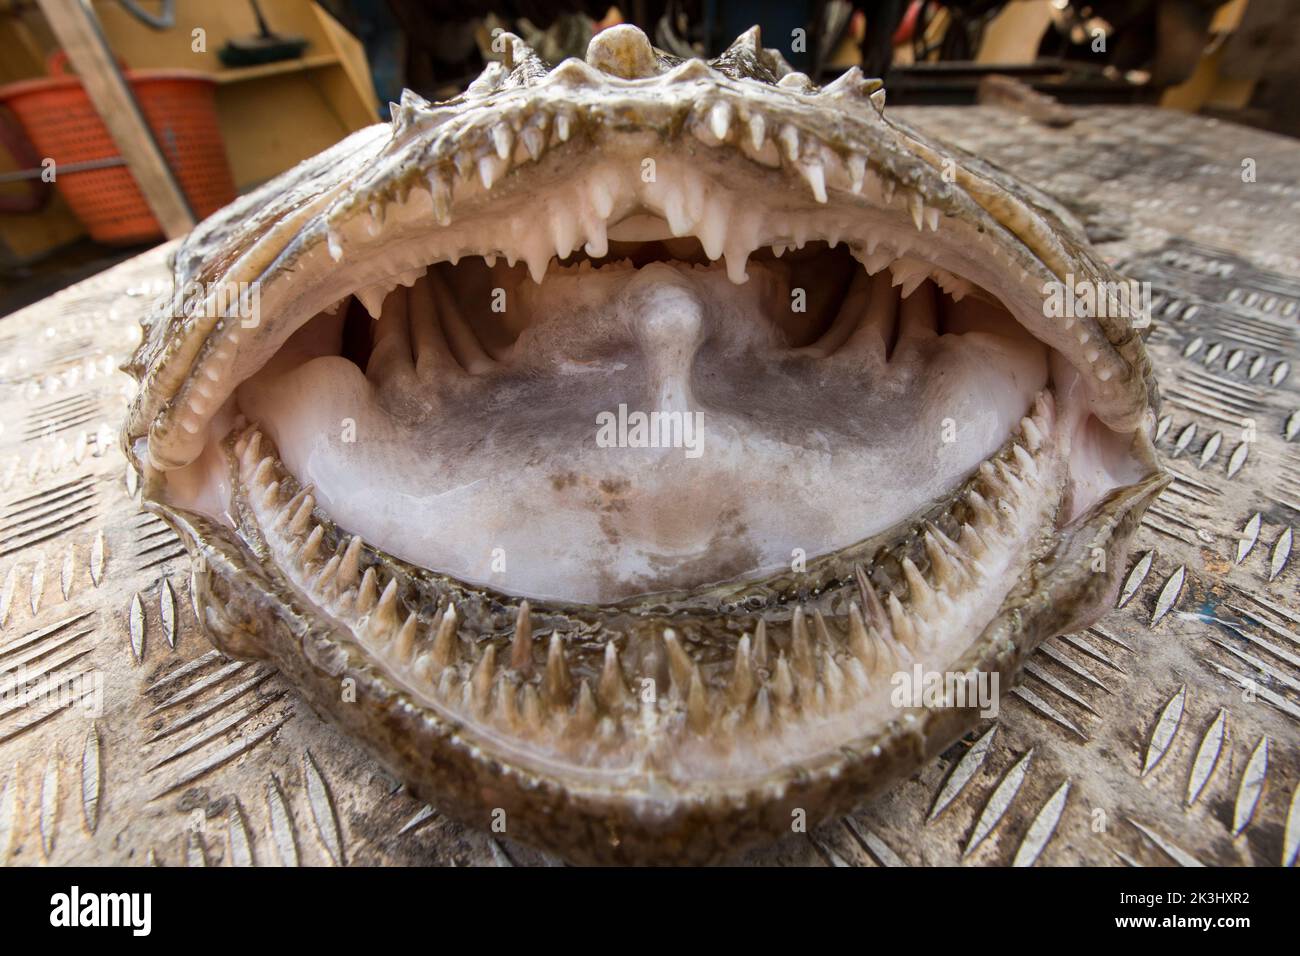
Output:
[228,391,1055,754]
[325,152,984,318]
[333,249,977,325]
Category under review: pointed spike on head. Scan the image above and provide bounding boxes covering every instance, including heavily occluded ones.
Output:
[822,67,881,101]
[725,25,762,56]
[495,32,527,72]
[586,24,661,79]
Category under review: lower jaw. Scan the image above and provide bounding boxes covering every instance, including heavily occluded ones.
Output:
[153,376,1165,862]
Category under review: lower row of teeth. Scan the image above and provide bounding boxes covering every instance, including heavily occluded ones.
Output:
[229,391,1055,756]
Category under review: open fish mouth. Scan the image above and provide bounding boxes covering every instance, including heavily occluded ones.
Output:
[124,25,1165,863]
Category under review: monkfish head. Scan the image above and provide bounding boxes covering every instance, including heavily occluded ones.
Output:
[124,25,1164,863]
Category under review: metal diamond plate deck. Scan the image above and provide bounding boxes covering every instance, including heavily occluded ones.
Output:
[0,105,1296,866]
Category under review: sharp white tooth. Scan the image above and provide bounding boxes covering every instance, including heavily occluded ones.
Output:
[960,523,988,559]
[366,204,382,236]
[525,237,551,284]
[583,215,608,258]
[357,285,388,319]
[966,489,997,529]
[478,155,507,190]
[397,266,425,288]
[338,536,363,588]
[326,229,342,262]
[555,111,571,142]
[683,173,705,224]
[858,248,892,275]
[303,525,325,563]
[453,149,474,180]
[550,208,578,258]
[696,200,726,260]
[662,187,695,237]
[883,178,896,205]
[484,254,497,267]
[520,125,545,161]
[239,431,261,474]
[778,124,800,163]
[491,123,513,160]
[708,101,732,140]
[252,457,275,487]
[846,152,866,194]
[724,248,750,285]
[589,178,614,219]
[925,207,940,231]
[1020,417,1043,451]
[260,481,280,510]
[890,259,926,294]
[798,160,827,203]
[427,173,452,225]
[1012,443,1038,479]
[908,191,925,231]
[747,113,765,152]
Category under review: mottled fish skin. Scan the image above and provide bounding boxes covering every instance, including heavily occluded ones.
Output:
[123,25,1165,863]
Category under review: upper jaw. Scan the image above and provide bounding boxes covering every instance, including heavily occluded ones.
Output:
[126,34,1154,476]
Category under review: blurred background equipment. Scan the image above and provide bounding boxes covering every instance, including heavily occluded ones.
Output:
[219,0,311,67]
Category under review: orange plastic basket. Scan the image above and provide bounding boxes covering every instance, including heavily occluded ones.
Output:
[0,52,235,244]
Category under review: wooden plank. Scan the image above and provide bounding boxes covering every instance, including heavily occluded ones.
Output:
[35,0,194,238]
